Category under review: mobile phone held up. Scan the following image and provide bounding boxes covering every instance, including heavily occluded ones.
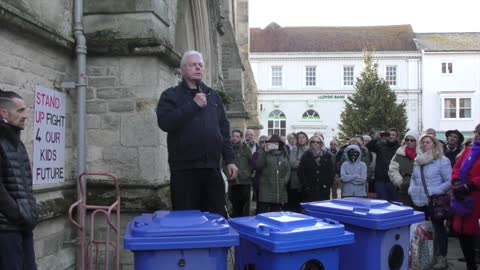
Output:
[266,142,279,151]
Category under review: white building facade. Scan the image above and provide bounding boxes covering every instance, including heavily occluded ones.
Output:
[416,33,480,140]
[250,24,422,143]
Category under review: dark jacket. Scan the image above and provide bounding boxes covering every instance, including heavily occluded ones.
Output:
[297,150,335,201]
[444,144,463,167]
[224,142,252,185]
[156,81,234,170]
[366,139,400,182]
[0,122,38,231]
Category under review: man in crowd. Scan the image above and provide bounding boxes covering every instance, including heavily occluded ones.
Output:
[0,90,38,270]
[244,129,259,154]
[366,128,401,201]
[444,129,464,167]
[156,50,238,217]
[286,133,296,152]
[226,130,253,217]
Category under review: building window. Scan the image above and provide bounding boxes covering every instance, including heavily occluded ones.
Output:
[441,62,453,74]
[305,66,316,86]
[268,110,286,136]
[385,65,397,86]
[443,97,471,119]
[343,65,354,86]
[271,66,283,87]
[302,110,320,120]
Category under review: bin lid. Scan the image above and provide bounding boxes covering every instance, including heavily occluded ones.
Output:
[228,212,354,253]
[124,210,239,250]
[302,197,425,230]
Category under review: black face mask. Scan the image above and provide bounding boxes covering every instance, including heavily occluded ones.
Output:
[347,149,359,162]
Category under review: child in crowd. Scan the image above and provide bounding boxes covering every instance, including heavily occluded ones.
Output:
[340,145,367,197]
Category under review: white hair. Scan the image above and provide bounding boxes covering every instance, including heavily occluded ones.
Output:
[180,50,204,68]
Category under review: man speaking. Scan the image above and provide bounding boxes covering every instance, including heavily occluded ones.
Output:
[156,50,238,217]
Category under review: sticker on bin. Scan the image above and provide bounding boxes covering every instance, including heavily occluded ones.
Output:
[229,211,354,253]
[124,210,239,250]
[302,197,424,230]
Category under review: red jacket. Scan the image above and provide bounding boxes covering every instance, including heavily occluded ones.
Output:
[452,147,480,235]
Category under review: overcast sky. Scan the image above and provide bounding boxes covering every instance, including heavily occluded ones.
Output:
[249,0,480,33]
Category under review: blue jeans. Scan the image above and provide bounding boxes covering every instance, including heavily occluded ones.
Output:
[375,181,399,202]
[0,230,37,270]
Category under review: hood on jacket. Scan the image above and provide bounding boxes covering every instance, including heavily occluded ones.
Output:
[345,144,361,163]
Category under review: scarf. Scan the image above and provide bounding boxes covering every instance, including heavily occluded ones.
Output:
[452,141,480,216]
[415,150,434,166]
[405,147,417,160]
[459,141,480,184]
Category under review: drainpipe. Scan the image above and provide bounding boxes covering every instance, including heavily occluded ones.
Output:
[73,0,87,269]
[74,0,87,194]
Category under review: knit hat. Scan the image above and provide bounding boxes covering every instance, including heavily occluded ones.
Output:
[404,130,419,142]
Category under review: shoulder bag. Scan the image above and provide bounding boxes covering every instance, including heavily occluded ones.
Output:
[419,165,451,221]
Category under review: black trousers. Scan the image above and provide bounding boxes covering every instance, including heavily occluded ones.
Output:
[228,184,251,217]
[0,230,37,270]
[459,234,478,269]
[170,168,227,217]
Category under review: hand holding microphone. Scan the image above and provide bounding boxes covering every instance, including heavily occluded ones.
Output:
[193,93,207,108]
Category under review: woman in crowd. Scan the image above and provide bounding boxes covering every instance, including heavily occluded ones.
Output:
[287,131,309,212]
[252,134,291,214]
[451,123,480,270]
[297,135,335,202]
[389,130,419,206]
[408,134,451,270]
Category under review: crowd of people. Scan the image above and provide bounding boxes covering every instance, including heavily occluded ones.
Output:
[224,125,480,270]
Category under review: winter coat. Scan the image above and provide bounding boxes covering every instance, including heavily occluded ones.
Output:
[289,145,308,190]
[340,145,367,197]
[224,142,252,185]
[253,149,291,204]
[452,147,480,235]
[297,149,335,201]
[444,144,463,167]
[0,122,38,231]
[389,145,415,194]
[408,154,451,207]
[366,139,400,182]
[156,80,234,170]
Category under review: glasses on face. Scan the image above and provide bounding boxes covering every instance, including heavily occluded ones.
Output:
[405,138,416,142]
[260,141,267,144]
[310,141,321,144]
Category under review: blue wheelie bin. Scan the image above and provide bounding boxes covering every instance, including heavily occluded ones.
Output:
[124,210,239,270]
[302,197,424,270]
[229,211,354,270]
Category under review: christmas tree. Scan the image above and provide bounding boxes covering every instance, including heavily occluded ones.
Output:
[338,50,408,140]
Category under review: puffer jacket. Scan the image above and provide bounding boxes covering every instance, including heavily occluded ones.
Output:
[408,154,451,207]
[0,122,38,231]
[389,145,415,194]
[253,149,290,204]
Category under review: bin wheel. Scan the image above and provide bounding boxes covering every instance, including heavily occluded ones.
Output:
[388,244,404,270]
[301,260,324,270]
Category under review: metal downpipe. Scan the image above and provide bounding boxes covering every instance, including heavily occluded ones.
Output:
[73,0,87,268]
